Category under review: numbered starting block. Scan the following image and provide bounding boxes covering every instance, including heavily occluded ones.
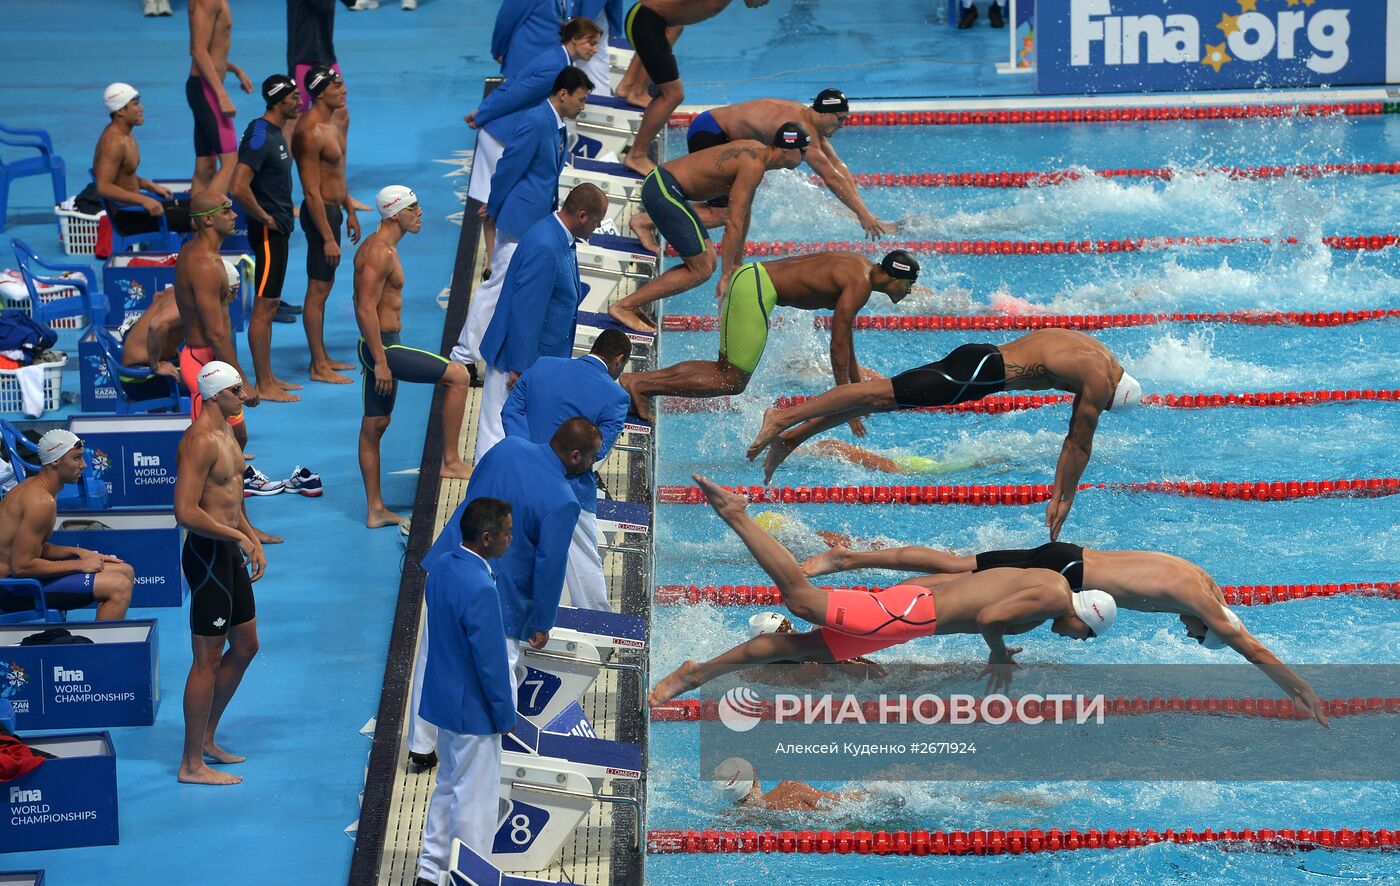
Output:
[447,839,563,886]
[573,95,642,162]
[494,711,641,871]
[595,500,649,558]
[558,158,643,227]
[572,310,654,363]
[516,606,646,730]
[573,233,657,313]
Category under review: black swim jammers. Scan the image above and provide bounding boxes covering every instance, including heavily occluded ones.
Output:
[974,542,1086,591]
[640,167,710,258]
[889,342,1006,408]
[183,534,256,638]
[357,331,451,418]
[625,3,679,85]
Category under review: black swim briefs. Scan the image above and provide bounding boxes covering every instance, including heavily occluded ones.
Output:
[625,3,679,85]
[300,199,343,283]
[974,542,1086,590]
[357,331,451,418]
[889,342,1006,408]
[183,533,256,638]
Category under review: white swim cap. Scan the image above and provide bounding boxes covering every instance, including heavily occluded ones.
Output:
[1110,371,1143,411]
[197,360,242,401]
[104,83,139,114]
[37,429,82,466]
[1072,589,1117,636]
[749,612,787,639]
[221,259,241,291]
[1202,607,1244,650]
[713,757,756,803]
[376,185,417,219]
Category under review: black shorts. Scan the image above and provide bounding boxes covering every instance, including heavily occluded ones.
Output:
[625,3,679,85]
[247,219,290,299]
[300,200,343,282]
[640,167,709,258]
[357,332,451,418]
[0,572,95,614]
[890,343,1006,408]
[118,373,174,403]
[183,534,256,638]
[108,196,192,236]
[185,76,238,158]
[975,542,1086,590]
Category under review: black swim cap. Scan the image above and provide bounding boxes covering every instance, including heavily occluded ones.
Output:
[304,65,341,98]
[812,88,849,114]
[880,249,919,281]
[773,121,811,151]
[262,74,297,106]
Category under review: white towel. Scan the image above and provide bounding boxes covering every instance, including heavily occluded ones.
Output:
[16,363,46,417]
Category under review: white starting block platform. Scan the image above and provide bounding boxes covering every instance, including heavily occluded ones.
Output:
[573,233,658,313]
[574,95,642,162]
[447,839,563,886]
[518,605,646,730]
[572,309,655,360]
[559,158,644,226]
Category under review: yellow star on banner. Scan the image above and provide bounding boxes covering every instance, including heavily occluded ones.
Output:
[1286,0,1300,5]
[1202,42,1232,73]
[1238,0,1258,11]
[1218,12,1241,34]
[1302,0,1315,5]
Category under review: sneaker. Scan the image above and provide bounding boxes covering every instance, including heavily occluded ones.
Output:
[988,2,1004,28]
[273,304,297,324]
[279,301,304,314]
[284,465,323,497]
[244,466,285,497]
[958,4,978,28]
[156,0,172,13]
[144,0,159,15]
[402,0,417,9]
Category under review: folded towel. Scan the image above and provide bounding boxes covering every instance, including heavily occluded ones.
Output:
[16,363,46,417]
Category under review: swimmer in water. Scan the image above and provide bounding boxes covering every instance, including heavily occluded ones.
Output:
[747,328,1144,540]
[801,541,1330,727]
[809,439,1004,476]
[648,475,1116,704]
[712,756,866,811]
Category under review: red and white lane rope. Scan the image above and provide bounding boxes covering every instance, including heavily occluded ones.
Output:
[647,826,1400,855]
[838,162,1400,189]
[669,235,1400,259]
[654,581,1400,608]
[656,478,1400,506]
[670,102,1393,129]
[661,309,1400,333]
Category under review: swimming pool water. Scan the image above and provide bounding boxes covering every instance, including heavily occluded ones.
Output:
[647,114,1400,884]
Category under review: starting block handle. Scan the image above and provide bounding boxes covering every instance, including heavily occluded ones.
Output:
[508,782,642,853]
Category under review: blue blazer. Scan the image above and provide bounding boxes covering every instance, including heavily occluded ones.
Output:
[419,547,517,736]
[502,354,628,513]
[423,437,580,640]
[493,0,564,80]
[478,45,571,140]
[479,214,581,375]
[571,0,624,33]
[488,101,567,239]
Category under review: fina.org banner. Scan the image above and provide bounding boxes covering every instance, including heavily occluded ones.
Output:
[695,664,1400,782]
[1036,0,1400,94]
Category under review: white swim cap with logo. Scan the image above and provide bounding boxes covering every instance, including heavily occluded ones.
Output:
[1072,589,1117,636]
[197,360,242,401]
[748,612,787,639]
[1202,607,1244,649]
[1110,371,1143,411]
[376,185,417,219]
[103,83,139,113]
[712,757,756,803]
[222,258,241,291]
[37,429,82,466]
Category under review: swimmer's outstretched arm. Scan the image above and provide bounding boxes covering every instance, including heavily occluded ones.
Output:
[1202,606,1330,728]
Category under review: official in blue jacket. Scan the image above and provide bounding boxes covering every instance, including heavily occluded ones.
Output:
[451,67,595,368]
[569,0,625,96]
[501,329,632,611]
[414,497,516,885]
[474,183,608,459]
[492,0,567,80]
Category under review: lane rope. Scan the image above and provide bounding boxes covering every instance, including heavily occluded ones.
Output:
[836,162,1400,188]
[667,235,1400,259]
[660,309,1400,332]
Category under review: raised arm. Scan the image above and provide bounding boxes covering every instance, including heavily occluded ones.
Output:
[1047,393,1102,542]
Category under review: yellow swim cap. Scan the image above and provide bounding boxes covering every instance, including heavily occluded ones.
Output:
[753,511,791,535]
[894,455,939,475]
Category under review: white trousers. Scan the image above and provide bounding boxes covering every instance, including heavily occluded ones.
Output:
[564,510,611,611]
[451,234,519,365]
[474,367,510,465]
[576,20,612,97]
[410,630,523,757]
[415,730,503,884]
[467,128,506,204]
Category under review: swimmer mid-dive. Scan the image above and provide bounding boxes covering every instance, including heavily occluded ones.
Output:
[747,328,1143,539]
[648,475,1117,704]
[801,541,1331,726]
[618,250,918,422]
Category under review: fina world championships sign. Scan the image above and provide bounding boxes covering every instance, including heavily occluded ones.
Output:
[1037,0,1400,93]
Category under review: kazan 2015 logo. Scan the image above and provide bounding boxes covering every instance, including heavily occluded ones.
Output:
[88,448,111,476]
[1,661,28,698]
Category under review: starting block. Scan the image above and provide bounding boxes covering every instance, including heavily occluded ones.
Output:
[573,233,657,312]
[517,606,646,730]
[572,310,654,361]
[574,95,642,162]
[558,158,643,227]
[595,500,649,556]
[447,839,563,886]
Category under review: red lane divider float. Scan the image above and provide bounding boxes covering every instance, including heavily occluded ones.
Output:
[670,101,1393,129]
[773,390,1400,414]
[650,695,1400,724]
[838,162,1400,189]
[661,308,1400,333]
[647,826,1400,855]
[654,581,1400,608]
[655,478,1400,506]
[663,235,1400,259]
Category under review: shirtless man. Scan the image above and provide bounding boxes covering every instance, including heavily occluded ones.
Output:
[619,250,919,421]
[648,475,1117,705]
[173,362,266,786]
[802,541,1330,726]
[687,90,895,239]
[620,0,771,177]
[187,0,253,192]
[748,328,1145,537]
[293,66,360,384]
[93,83,190,238]
[119,259,238,402]
[0,431,133,621]
[607,125,810,332]
[353,186,473,528]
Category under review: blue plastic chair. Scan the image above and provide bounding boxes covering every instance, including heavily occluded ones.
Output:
[10,237,107,328]
[0,578,62,625]
[89,168,181,254]
[0,419,108,511]
[92,327,185,415]
[0,123,67,233]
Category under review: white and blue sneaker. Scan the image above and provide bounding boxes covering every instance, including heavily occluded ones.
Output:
[243,466,285,497]
[285,465,323,497]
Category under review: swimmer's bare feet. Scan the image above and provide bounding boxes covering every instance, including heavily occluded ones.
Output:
[622,149,655,178]
[801,544,852,577]
[350,197,372,212]
[608,302,657,333]
[367,507,406,529]
[256,383,300,403]
[762,435,797,485]
[277,378,304,391]
[253,527,284,545]
[440,459,472,482]
[203,740,245,764]
[178,763,242,785]
[329,358,355,371]
[618,89,652,110]
[746,406,787,461]
[309,364,353,384]
[619,375,655,422]
[628,213,660,253]
[693,473,749,521]
[648,660,702,706]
